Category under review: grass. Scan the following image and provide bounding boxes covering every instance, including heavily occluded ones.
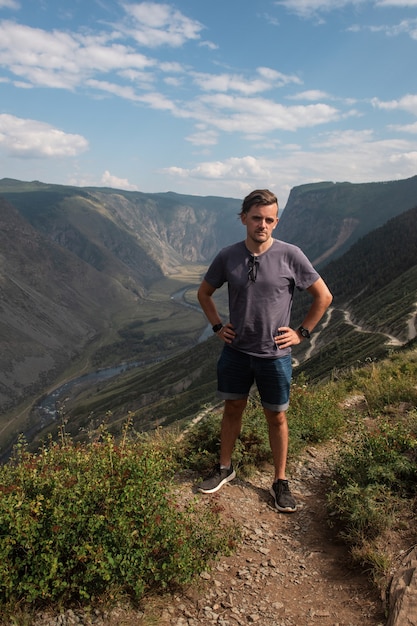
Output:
[326,347,417,581]
[1,345,416,622]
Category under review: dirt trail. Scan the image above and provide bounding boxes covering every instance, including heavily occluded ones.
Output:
[113,444,386,626]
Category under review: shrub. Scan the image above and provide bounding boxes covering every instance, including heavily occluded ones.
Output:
[341,350,417,414]
[287,379,345,454]
[327,419,417,547]
[0,426,238,615]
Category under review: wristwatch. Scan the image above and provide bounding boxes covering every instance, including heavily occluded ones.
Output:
[212,323,223,333]
[298,326,311,339]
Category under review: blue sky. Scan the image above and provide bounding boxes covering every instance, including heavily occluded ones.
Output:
[1,0,417,206]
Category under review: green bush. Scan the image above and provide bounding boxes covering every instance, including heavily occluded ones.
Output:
[327,419,417,545]
[287,379,345,454]
[0,427,238,614]
[341,350,417,414]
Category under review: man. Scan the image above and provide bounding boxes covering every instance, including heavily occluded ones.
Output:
[197,189,332,513]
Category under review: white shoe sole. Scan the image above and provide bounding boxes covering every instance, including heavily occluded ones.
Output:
[198,469,236,494]
[269,486,297,513]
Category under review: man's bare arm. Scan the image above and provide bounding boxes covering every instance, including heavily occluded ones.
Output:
[275,277,333,349]
[197,279,236,343]
[197,279,222,327]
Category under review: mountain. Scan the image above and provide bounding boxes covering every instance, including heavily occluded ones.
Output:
[0,176,416,452]
[41,205,417,445]
[0,197,139,413]
[0,179,241,276]
[0,180,241,408]
[278,175,417,266]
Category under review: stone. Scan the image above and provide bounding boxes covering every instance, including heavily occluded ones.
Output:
[387,547,417,626]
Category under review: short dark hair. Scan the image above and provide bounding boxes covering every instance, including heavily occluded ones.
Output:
[239,189,278,217]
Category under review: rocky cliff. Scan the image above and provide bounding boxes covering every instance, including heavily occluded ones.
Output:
[278,176,417,266]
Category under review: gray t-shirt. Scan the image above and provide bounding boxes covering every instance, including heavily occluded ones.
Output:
[204,239,320,358]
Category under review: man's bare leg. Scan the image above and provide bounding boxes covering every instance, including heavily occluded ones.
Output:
[264,408,296,512]
[220,398,247,467]
[197,398,246,494]
[263,408,288,481]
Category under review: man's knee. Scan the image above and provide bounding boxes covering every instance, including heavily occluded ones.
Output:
[224,398,247,418]
[264,408,287,427]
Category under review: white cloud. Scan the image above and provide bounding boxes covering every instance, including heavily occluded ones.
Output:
[275,0,417,18]
[121,2,204,48]
[389,121,417,133]
[165,155,266,181]
[372,94,417,114]
[86,79,142,101]
[139,90,177,111]
[354,18,417,39]
[0,0,19,8]
[186,129,218,146]
[191,94,341,133]
[101,170,139,190]
[192,67,301,95]
[257,66,302,86]
[164,129,417,205]
[199,40,218,50]
[274,0,364,18]
[289,90,330,101]
[0,20,155,90]
[0,114,88,158]
[311,128,375,147]
[375,0,417,5]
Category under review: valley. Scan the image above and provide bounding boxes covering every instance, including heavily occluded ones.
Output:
[0,176,416,459]
[0,265,211,455]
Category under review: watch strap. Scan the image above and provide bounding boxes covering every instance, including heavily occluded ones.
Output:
[298,326,311,339]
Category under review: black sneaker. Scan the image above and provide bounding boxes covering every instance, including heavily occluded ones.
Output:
[270,479,297,513]
[198,464,236,494]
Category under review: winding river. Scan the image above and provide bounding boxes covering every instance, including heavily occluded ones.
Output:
[1,287,209,462]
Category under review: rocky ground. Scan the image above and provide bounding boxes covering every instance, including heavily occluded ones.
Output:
[32,443,390,626]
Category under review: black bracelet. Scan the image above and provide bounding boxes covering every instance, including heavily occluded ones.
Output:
[212,323,223,333]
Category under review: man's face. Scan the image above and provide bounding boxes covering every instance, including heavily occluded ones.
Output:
[241,202,279,245]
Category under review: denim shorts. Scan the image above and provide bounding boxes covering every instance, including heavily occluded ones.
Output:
[217,345,292,412]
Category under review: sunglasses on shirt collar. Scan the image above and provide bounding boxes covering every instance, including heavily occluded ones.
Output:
[248,254,259,283]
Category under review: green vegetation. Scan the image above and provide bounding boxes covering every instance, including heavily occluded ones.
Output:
[0,425,238,621]
[181,397,273,477]
[322,204,417,303]
[286,377,346,453]
[181,381,346,478]
[327,347,417,581]
[328,420,417,539]
[0,346,416,621]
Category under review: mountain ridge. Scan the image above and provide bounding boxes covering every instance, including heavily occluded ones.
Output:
[278,175,417,266]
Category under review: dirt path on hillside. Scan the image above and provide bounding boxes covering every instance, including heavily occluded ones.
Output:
[34,443,388,626]
[150,445,387,626]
